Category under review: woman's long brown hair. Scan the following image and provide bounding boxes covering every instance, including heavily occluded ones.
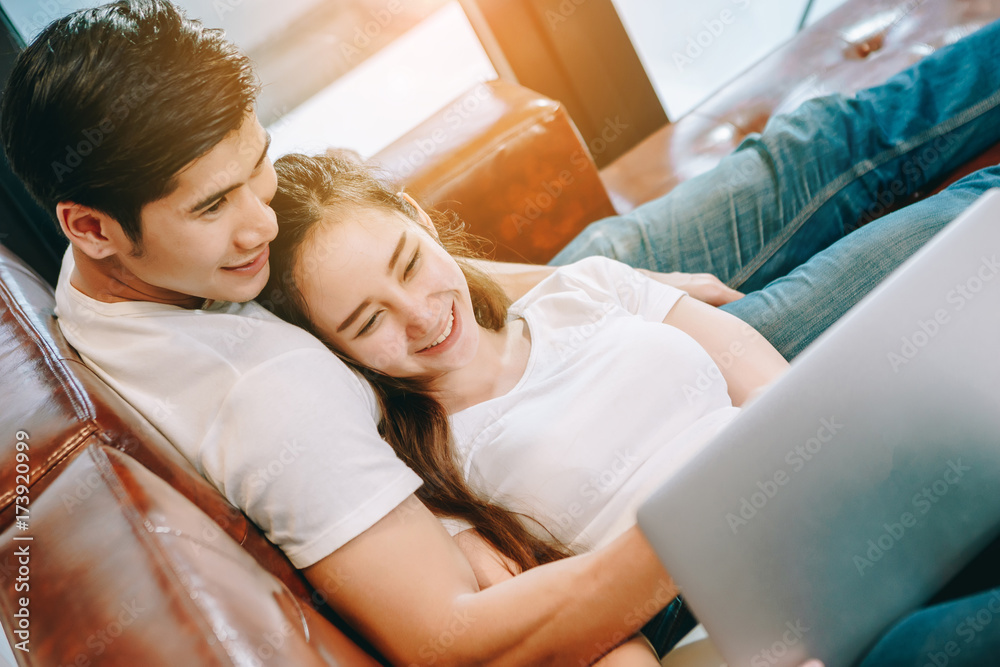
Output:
[261,152,573,573]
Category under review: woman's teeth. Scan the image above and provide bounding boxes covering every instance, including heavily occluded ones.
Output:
[424,311,454,350]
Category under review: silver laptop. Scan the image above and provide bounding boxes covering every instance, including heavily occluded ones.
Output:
[637,189,1000,667]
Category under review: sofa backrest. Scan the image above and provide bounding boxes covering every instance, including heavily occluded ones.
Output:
[0,444,378,666]
[0,243,385,662]
[0,244,311,595]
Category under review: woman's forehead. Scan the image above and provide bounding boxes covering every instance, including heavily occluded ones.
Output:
[296,208,410,278]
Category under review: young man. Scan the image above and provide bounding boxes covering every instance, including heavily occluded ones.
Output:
[0,1,685,664]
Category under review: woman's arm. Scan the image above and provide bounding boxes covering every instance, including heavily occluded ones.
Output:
[467,258,557,302]
[452,528,661,666]
[662,295,790,406]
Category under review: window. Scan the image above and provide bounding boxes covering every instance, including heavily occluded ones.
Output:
[267,2,496,158]
[612,0,852,119]
[0,0,496,158]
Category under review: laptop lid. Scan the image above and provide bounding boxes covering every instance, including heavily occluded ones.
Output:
[637,189,1000,666]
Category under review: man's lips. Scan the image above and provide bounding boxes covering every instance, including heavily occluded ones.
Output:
[223,246,269,273]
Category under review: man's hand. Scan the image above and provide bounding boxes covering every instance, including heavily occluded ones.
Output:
[637,269,744,306]
[470,258,744,306]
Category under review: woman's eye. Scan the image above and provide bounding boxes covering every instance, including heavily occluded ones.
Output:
[404,249,421,279]
[358,311,381,336]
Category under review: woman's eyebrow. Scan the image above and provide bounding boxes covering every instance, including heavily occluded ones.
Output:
[338,298,372,333]
[387,231,407,274]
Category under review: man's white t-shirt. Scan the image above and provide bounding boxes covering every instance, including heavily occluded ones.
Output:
[447,257,741,550]
[54,249,421,568]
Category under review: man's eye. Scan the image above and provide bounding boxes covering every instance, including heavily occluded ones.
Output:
[404,249,421,279]
[204,197,227,215]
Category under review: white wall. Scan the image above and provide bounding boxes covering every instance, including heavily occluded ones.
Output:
[611,0,850,119]
[267,2,496,159]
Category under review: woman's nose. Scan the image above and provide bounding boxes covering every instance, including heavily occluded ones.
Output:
[403,299,440,340]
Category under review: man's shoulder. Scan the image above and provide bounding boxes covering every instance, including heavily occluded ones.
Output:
[62,293,325,360]
[182,299,330,359]
[58,285,367,405]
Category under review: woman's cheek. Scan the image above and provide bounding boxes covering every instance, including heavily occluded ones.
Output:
[366,336,399,373]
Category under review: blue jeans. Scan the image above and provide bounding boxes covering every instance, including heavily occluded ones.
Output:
[857,586,1000,667]
[553,18,1000,360]
[553,17,1000,665]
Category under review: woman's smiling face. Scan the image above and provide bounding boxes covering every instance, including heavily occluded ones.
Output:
[294,204,481,380]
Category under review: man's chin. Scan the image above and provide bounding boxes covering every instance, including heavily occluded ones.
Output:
[215,267,270,304]
[213,287,265,305]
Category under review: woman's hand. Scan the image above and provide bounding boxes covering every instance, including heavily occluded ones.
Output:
[638,269,744,306]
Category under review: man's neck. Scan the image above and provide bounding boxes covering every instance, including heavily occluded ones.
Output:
[69,247,204,309]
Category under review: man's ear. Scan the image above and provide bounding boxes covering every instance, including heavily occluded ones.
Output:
[398,192,439,239]
[56,202,131,260]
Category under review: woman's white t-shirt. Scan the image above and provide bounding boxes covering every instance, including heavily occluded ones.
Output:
[446,257,741,550]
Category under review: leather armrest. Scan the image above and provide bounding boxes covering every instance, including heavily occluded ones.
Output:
[371,79,617,264]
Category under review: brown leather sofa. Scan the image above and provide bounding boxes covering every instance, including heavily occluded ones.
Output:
[2,0,1000,664]
[0,243,383,665]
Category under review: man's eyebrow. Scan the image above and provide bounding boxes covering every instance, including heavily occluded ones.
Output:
[388,231,406,274]
[189,131,272,214]
[256,132,272,170]
[337,298,372,334]
[190,183,239,215]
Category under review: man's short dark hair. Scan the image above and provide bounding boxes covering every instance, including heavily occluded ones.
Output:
[0,0,260,246]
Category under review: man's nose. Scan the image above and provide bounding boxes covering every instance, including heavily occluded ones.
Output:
[236,193,277,249]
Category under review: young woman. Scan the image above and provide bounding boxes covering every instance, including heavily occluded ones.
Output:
[262,152,797,662]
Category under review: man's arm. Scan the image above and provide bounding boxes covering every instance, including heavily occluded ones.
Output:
[305,496,674,666]
[451,527,521,589]
[451,528,661,666]
[471,258,744,306]
[468,258,557,302]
